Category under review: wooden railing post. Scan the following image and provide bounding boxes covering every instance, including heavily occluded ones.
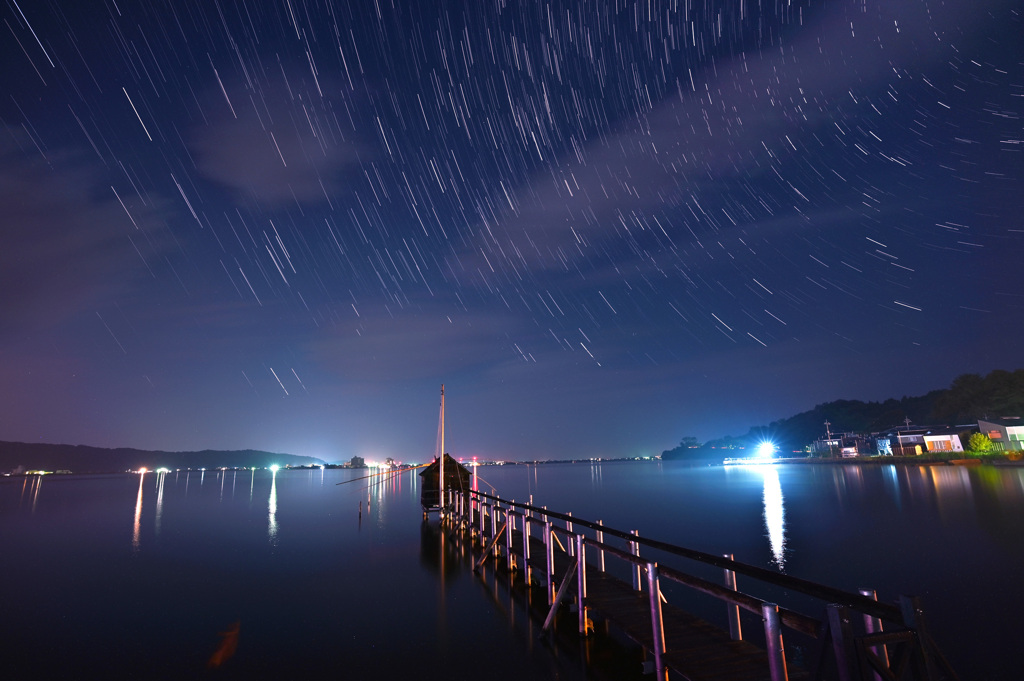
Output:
[566,512,574,556]
[900,595,940,680]
[596,520,606,572]
[646,562,667,681]
[827,603,856,681]
[479,500,487,541]
[577,534,588,635]
[630,530,641,590]
[724,553,743,641]
[522,515,532,583]
[493,504,503,557]
[763,603,789,681]
[544,521,555,605]
[505,510,515,571]
[489,501,497,542]
[859,588,888,681]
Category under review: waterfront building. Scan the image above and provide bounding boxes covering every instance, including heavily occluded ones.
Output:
[978,417,1024,452]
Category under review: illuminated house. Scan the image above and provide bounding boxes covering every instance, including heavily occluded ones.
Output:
[811,434,869,457]
[868,426,962,456]
[978,418,1024,452]
[875,428,924,456]
[921,429,964,453]
[875,426,966,455]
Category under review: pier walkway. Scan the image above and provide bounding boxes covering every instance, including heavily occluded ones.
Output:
[435,488,958,681]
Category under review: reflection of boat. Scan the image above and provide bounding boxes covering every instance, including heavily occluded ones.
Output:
[420,385,472,513]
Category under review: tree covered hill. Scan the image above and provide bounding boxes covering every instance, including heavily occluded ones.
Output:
[0,441,325,474]
[664,369,1024,458]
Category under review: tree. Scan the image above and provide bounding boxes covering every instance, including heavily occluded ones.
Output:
[968,432,993,453]
[678,436,702,449]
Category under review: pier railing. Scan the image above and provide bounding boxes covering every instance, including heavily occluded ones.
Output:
[440,488,958,681]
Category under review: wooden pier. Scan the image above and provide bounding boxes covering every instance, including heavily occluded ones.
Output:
[432,488,959,681]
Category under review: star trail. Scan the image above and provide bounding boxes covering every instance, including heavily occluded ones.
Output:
[1,1,1021,461]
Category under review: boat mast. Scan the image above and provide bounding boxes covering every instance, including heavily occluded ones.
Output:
[439,384,445,516]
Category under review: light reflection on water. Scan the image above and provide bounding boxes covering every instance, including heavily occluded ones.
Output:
[154,470,165,537]
[4,462,1024,680]
[31,474,43,513]
[761,466,785,570]
[268,468,278,543]
[884,464,901,509]
[131,471,144,550]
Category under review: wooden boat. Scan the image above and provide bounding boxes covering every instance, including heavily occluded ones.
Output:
[950,458,982,467]
[420,385,472,513]
[420,452,471,511]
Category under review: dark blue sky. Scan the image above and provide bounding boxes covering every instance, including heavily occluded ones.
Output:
[1,1,1021,463]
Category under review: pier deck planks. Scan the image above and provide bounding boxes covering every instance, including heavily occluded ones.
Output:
[483,521,809,681]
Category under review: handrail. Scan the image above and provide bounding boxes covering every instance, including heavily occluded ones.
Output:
[579,535,822,639]
[471,489,901,622]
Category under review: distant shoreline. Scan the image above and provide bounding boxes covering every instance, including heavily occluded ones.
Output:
[5,450,1024,478]
[720,455,1024,467]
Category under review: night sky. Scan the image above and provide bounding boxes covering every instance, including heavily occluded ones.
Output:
[2,1,1021,463]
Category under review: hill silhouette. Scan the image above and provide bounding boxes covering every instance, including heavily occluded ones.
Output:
[0,441,325,474]
[663,369,1024,459]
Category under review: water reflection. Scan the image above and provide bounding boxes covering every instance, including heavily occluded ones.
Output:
[761,467,786,570]
[155,470,165,537]
[268,468,278,543]
[132,471,145,550]
[31,474,43,514]
[884,465,902,510]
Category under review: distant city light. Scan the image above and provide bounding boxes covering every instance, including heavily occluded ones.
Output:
[756,441,776,459]
[138,467,148,474]
[269,465,280,472]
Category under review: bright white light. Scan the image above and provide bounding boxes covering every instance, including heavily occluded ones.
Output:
[269,465,280,472]
[756,441,776,459]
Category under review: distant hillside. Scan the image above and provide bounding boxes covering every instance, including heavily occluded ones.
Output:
[663,369,1024,459]
[0,441,325,474]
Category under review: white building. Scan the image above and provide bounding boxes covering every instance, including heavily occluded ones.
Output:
[978,418,1024,452]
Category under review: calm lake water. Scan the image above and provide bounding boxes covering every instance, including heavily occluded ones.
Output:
[2,461,1021,680]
